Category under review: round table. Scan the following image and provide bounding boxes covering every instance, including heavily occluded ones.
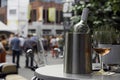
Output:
[34,64,120,80]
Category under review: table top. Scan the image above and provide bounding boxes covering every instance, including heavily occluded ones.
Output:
[34,64,120,80]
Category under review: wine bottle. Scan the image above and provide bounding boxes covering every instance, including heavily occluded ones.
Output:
[74,8,90,33]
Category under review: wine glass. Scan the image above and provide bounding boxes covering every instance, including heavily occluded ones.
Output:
[93,47,111,75]
[92,31,114,75]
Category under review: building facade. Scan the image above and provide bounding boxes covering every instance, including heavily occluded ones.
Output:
[0,0,64,36]
[29,0,63,35]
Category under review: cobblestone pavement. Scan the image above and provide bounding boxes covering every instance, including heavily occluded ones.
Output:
[6,51,63,80]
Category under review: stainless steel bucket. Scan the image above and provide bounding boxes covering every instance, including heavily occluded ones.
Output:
[64,32,92,74]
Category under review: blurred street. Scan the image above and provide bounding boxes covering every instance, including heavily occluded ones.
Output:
[6,51,63,80]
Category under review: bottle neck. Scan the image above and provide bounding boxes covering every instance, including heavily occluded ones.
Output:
[81,8,89,22]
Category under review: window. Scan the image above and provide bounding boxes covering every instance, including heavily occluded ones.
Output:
[31,9,37,21]
[28,29,36,34]
[60,11,63,23]
[56,10,58,23]
[30,0,35,2]
[56,11,63,24]
[46,9,50,23]
[43,9,46,23]
[9,9,16,15]
[0,0,1,7]
[1,0,7,7]
[56,30,63,34]
[43,29,51,35]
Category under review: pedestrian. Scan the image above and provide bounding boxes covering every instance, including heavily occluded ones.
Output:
[10,34,21,68]
[41,35,48,56]
[50,36,58,58]
[56,34,64,56]
[8,33,14,46]
[0,40,6,63]
[30,34,38,53]
[0,35,7,63]
[23,34,36,68]
[19,36,25,55]
[8,33,14,55]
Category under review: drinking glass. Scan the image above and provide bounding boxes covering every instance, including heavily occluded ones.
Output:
[92,31,114,75]
[93,47,111,75]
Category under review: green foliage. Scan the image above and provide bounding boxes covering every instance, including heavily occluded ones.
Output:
[71,0,120,44]
[93,26,119,44]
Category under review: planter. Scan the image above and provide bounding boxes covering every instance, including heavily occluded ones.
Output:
[99,44,120,65]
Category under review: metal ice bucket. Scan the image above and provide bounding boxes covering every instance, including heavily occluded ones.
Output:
[64,32,92,74]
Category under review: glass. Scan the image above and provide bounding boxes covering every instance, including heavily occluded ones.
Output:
[93,47,111,75]
[92,31,115,75]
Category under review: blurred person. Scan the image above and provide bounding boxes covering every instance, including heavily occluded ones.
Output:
[31,34,38,42]
[56,34,64,55]
[50,36,58,58]
[0,35,8,63]
[41,36,48,56]
[19,36,25,55]
[8,33,14,54]
[23,34,36,68]
[0,38,6,63]
[10,34,21,68]
[48,35,53,51]
[8,33,14,46]
[30,34,38,53]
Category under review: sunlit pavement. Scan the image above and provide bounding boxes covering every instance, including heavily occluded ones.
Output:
[6,51,63,80]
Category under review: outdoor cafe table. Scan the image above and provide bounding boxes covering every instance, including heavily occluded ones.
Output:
[34,64,120,80]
